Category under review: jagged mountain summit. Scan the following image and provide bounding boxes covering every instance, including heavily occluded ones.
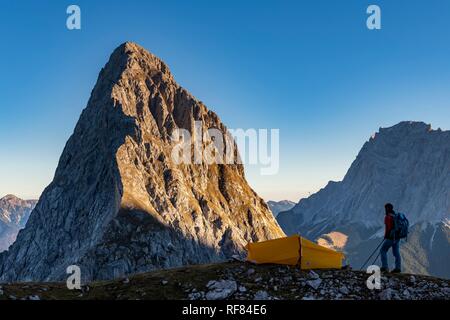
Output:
[267,200,295,217]
[0,195,37,252]
[277,121,450,278]
[0,42,284,282]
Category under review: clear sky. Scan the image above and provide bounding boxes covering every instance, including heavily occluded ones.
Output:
[1,0,450,201]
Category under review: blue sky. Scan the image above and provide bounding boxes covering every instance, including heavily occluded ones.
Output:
[1,0,450,201]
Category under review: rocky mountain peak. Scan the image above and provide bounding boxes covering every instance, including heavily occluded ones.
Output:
[0,42,284,282]
[109,42,174,83]
[0,195,37,252]
[382,121,431,131]
[0,195,36,214]
[366,121,447,151]
[1,194,20,202]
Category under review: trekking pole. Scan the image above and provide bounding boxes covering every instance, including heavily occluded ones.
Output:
[371,251,382,265]
[359,238,385,271]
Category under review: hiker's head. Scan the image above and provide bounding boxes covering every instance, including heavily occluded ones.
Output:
[385,203,394,214]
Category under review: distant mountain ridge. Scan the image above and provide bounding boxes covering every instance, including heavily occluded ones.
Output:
[0,195,37,252]
[277,122,450,278]
[267,200,295,217]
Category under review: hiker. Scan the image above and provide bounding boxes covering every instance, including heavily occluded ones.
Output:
[380,203,401,273]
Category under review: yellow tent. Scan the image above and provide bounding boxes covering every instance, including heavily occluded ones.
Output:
[245,235,344,269]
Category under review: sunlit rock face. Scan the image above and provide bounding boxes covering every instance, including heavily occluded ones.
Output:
[278,122,450,278]
[0,42,284,282]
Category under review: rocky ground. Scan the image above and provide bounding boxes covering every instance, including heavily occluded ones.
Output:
[0,261,448,300]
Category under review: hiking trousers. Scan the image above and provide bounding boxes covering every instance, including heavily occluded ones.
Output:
[380,239,401,270]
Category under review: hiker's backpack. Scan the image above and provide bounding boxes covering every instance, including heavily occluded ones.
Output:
[393,212,409,240]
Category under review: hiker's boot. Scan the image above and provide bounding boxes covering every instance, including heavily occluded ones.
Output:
[380,267,389,273]
[390,269,401,274]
